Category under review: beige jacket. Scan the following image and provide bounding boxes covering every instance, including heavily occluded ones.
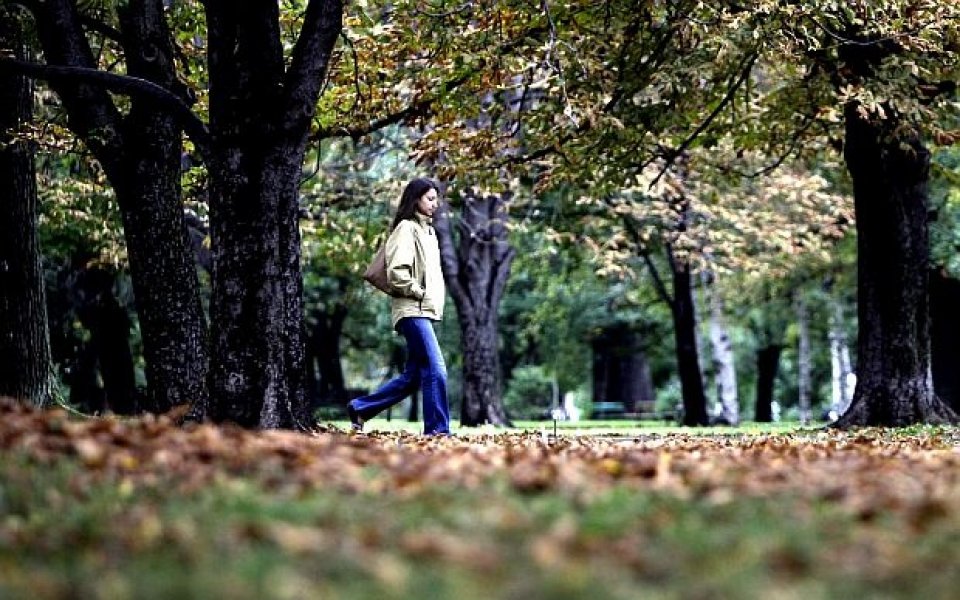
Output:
[385,214,445,329]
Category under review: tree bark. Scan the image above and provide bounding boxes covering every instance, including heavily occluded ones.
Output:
[0,8,53,406]
[435,192,515,426]
[670,258,710,426]
[28,0,208,413]
[754,344,783,423]
[203,0,342,429]
[835,104,957,427]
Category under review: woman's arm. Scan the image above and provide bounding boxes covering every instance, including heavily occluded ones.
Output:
[385,221,425,299]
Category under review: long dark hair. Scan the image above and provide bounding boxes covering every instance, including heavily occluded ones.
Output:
[391,177,438,230]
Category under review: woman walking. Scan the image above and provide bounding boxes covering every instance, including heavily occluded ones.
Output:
[348,178,451,435]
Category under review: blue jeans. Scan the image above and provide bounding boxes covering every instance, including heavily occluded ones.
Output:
[349,317,450,435]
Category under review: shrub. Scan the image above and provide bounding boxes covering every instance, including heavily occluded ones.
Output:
[503,365,555,420]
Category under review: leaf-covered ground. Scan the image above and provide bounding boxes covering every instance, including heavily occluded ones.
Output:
[2,400,960,599]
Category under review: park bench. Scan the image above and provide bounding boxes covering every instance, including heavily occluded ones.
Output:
[591,401,681,423]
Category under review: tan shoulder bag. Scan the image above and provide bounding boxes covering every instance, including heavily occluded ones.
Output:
[363,243,392,295]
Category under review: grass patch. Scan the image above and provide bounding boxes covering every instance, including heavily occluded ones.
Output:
[324,418,809,437]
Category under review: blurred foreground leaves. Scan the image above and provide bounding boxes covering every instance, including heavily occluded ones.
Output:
[2,398,960,599]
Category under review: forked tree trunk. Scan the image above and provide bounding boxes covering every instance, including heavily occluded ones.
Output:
[835,104,957,427]
[203,0,342,429]
[0,10,53,406]
[755,344,782,423]
[435,192,515,427]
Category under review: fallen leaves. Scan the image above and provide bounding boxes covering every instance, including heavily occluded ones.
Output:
[2,398,960,525]
[6,397,960,599]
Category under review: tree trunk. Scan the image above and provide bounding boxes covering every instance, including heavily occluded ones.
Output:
[72,268,138,413]
[29,0,208,414]
[206,142,308,428]
[835,104,957,427]
[0,10,53,406]
[308,303,348,402]
[408,390,420,422]
[796,296,812,425]
[930,270,960,413]
[828,296,854,418]
[435,192,515,427]
[670,259,710,426]
[754,345,783,423]
[203,0,341,429]
[460,319,510,425]
[707,280,738,425]
[591,326,655,413]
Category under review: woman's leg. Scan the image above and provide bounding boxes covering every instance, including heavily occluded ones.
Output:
[348,355,420,423]
[400,318,450,435]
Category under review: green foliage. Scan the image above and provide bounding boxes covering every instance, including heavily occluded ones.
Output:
[502,365,554,420]
[930,147,960,277]
[36,154,126,268]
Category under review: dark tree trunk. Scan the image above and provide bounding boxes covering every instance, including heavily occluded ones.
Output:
[459,320,510,425]
[591,326,655,413]
[930,270,960,413]
[435,192,515,427]
[670,259,710,426]
[408,390,420,422]
[203,0,342,429]
[754,344,783,423]
[72,268,138,413]
[68,342,104,413]
[0,9,53,406]
[835,104,957,427]
[308,304,348,402]
[28,0,208,413]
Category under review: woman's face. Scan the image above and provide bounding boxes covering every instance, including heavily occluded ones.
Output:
[416,187,439,217]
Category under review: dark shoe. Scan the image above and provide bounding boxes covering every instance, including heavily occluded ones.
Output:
[347,402,364,432]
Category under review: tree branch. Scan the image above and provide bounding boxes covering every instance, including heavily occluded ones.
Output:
[282,0,343,137]
[650,51,758,188]
[80,14,124,44]
[0,58,212,160]
[317,25,549,141]
[316,69,475,141]
[641,250,674,310]
[17,0,126,165]
[489,247,515,309]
